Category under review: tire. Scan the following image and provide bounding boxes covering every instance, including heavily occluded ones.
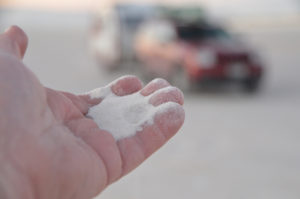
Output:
[243,77,260,92]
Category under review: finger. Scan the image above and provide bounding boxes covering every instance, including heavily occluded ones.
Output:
[80,76,143,107]
[61,91,91,115]
[78,95,103,109]
[0,26,28,59]
[149,86,184,106]
[46,88,83,121]
[140,78,170,96]
[111,75,143,96]
[117,103,185,176]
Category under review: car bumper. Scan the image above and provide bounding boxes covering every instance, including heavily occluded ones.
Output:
[188,63,263,82]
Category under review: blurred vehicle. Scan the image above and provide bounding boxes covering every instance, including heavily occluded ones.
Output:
[135,6,264,91]
[90,4,159,70]
[90,10,121,70]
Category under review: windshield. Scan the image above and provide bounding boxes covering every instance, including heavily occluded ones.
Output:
[176,25,230,41]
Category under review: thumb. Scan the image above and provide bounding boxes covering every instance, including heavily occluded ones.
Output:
[0,25,28,59]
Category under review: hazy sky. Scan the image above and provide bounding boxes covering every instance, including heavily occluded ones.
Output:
[1,0,299,17]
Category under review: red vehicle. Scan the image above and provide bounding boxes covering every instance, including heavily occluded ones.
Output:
[178,24,263,91]
[135,21,264,92]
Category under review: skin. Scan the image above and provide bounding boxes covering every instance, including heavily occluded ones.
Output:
[0,26,185,199]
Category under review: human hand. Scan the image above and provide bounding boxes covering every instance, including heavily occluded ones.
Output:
[0,26,184,199]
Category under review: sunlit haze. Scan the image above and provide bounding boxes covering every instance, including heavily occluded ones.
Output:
[1,0,299,18]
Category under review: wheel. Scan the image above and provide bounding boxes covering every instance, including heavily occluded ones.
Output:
[243,77,260,92]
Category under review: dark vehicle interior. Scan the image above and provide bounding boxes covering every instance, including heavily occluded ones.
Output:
[176,24,229,41]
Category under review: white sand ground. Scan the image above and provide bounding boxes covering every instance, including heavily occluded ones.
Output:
[1,10,300,199]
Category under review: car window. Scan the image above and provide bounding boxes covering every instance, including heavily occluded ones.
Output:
[177,25,230,41]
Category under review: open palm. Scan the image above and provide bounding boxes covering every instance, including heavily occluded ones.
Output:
[0,26,184,199]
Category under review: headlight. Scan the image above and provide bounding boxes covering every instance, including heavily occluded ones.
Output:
[196,49,217,68]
